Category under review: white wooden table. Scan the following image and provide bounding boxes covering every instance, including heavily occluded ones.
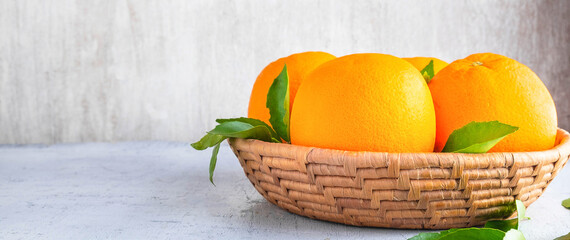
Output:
[1,142,569,239]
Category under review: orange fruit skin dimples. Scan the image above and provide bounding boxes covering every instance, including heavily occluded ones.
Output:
[290,53,436,152]
[429,53,558,152]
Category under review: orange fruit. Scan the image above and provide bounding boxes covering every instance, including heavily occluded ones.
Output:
[248,52,336,125]
[290,53,436,152]
[429,53,557,152]
[403,57,448,74]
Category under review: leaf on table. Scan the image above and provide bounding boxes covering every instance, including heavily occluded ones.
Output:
[266,64,290,143]
[441,121,519,153]
[503,229,526,240]
[408,229,462,240]
[408,228,506,240]
[484,218,518,232]
[420,60,435,83]
[483,200,527,232]
[409,228,517,240]
[562,198,570,209]
[408,232,441,240]
[515,200,529,223]
[438,228,505,240]
[410,200,529,240]
[430,228,505,240]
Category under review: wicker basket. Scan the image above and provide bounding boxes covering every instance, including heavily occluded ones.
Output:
[228,129,570,229]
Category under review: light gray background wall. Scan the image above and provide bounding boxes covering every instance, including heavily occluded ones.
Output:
[0,0,569,144]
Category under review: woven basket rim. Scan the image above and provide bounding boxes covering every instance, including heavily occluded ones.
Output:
[235,128,570,156]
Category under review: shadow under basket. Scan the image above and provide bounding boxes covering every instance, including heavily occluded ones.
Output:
[228,129,570,229]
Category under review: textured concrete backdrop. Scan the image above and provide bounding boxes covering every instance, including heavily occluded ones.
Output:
[0,0,569,144]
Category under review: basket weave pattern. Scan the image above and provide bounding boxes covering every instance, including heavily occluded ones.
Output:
[229,129,570,229]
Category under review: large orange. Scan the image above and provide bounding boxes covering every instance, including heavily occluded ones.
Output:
[403,57,448,75]
[290,53,436,152]
[429,53,557,152]
[248,52,335,125]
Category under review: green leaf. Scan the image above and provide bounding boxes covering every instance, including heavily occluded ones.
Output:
[409,228,507,240]
[209,121,279,143]
[438,228,462,236]
[484,219,518,232]
[503,229,526,240]
[192,119,283,185]
[266,64,290,143]
[410,200,529,240]
[478,201,517,220]
[420,60,435,83]
[562,198,570,209]
[483,200,527,232]
[555,232,570,240]
[216,117,280,141]
[515,200,529,224]
[191,133,226,150]
[409,228,505,240]
[441,121,519,153]
[208,142,223,185]
[438,228,505,240]
[408,232,441,240]
[408,229,462,240]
